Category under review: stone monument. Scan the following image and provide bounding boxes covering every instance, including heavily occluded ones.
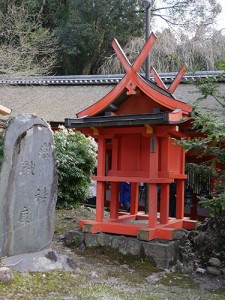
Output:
[0,114,57,257]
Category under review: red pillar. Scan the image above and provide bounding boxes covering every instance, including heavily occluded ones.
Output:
[112,137,119,170]
[110,182,119,219]
[96,137,106,222]
[148,136,158,227]
[160,137,169,176]
[160,183,170,224]
[148,183,158,227]
[176,179,185,219]
[130,182,139,215]
[176,146,185,219]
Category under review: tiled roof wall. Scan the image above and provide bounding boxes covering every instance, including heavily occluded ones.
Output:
[0,71,224,86]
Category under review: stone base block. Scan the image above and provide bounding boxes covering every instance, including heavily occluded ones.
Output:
[66,231,179,269]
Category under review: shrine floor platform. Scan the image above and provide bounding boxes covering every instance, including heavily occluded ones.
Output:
[79,211,197,241]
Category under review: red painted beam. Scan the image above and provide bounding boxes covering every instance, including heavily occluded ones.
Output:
[168,66,187,93]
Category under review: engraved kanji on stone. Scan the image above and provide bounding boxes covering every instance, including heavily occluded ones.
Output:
[35,187,48,203]
[39,142,51,159]
[19,207,30,225]
[21,161,35,175]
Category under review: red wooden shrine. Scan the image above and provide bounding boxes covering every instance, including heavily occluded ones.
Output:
[65,33,197,240]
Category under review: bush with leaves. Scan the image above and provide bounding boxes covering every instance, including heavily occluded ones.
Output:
[179,71,225,215]
[54,127,97,208]
[182,115,225,216]
[178,76,225,264]
[0,119,10,168]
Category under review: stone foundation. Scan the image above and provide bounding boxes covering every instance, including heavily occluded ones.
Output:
[65,230,187,269]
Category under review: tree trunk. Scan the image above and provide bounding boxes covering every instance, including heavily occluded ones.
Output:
[82,30,106,75]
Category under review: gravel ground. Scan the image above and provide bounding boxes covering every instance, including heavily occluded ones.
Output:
[49,206,225,300]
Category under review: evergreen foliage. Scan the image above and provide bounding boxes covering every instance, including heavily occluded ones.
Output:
[0,0,223,75]
[54,127,97,208]
[56,0,145,75]
[192,215,225,263]
[180,73,225,216]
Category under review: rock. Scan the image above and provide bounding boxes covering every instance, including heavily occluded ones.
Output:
[97,233,113,247]
[175,259,184,272]
[146,272,165,284]
[173,229,188,240]
[1,249,75,272]
[45,250,58,262]
[117,237,141,256]
[196,219,209,231]
[182,260,194,273]
[65,230,84,247]
[0,267,13,283]
[208,257,221,268]
[206,266,221,276]
[107,277,119,285]
[0,114,57,257]
[196,267,206,275]
[164,268,172,273]
[74,267,82,273]
[66,257,77,270]
[194,259,201,268]
[89,271,98,279]
[84,233,99,247]
[142,240,176,269]
[83,232,178,269]
[188,230,199,242]
[79,243,86,251]
[110,235,141,256]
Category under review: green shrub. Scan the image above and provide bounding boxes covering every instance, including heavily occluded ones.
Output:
[54,126,97,208]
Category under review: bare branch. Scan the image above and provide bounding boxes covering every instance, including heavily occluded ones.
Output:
[0,3,58,76]
[98,28,225,74]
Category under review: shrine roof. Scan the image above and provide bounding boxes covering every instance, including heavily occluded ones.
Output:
[92,75,185,117]
[140,75,174,98]
[76,34,192,119]
[65,109,185,129]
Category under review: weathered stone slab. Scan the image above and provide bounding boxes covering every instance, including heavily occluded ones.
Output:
[1,249,75,272]
[80,231,177,269]
[206,266,221,276]
[0,114,57,257]
[65,229,84,247]
[112,236,141,256]
[142,240,176,269]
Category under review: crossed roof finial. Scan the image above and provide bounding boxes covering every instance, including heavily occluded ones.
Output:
[77,33,191,118]
[112,33,186,94]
